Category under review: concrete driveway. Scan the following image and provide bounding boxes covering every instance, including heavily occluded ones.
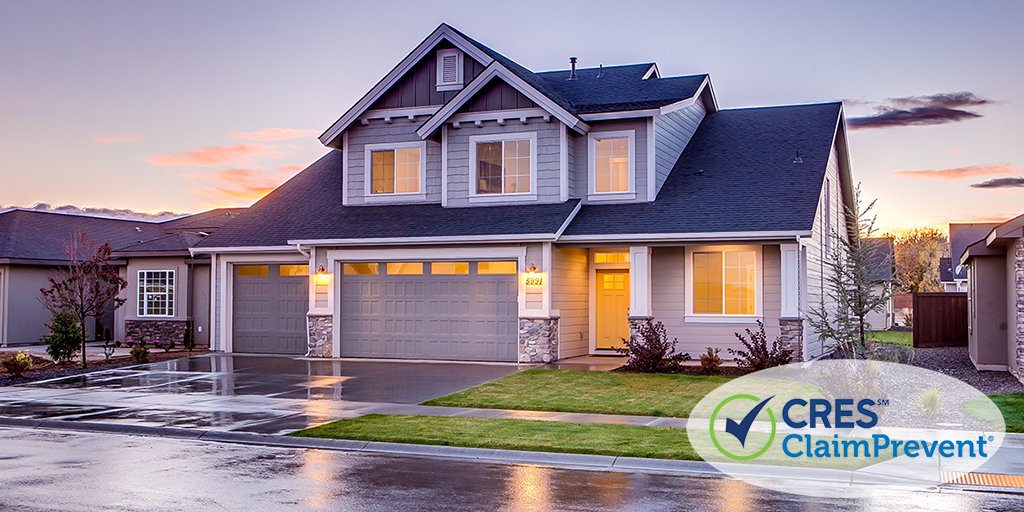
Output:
[0,355,525,434]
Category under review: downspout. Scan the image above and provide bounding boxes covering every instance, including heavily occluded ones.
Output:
[296,243,313,357]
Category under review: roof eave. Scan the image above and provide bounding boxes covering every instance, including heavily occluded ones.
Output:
[556,230,812,244]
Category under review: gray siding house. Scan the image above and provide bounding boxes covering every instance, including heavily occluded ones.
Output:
[192,24,856,363]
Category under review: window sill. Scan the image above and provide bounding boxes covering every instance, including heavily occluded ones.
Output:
[684,315,763,324]
[363,193,428,204]
[467,193,538,204]
[436,84,464,92]
[587,192,636,202]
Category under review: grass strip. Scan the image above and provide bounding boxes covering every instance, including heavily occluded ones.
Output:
[868,330,912,346]
[288,414,700,460]
[422,369,733,418]
[984,392,1024,433]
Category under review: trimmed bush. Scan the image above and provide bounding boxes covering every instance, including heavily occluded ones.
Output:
[615,320,690,373]
[729,320,794,371]
[700,347,722,373]
[45,312,82,364]
[2,351,33,376]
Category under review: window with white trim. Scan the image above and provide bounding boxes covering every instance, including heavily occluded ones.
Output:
[436,49,464,92]
[469,133,537,197]
[138,270,174,317]
[363,142,426,198]
[588,130,635,197]
[690,249,758,316]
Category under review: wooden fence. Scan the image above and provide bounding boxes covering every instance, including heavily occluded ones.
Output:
[912,292,968,348]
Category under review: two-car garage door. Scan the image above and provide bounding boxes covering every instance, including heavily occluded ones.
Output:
[340,261,519,362]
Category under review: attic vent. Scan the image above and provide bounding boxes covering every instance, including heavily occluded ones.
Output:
[436,49,464,92]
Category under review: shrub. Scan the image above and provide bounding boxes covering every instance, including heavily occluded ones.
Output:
[700,347,722,373]
[102,340,121,360]
[2,351,33,376]
[153,339,175,353]
[729,320,794,371]
[45,312,82,364]
[128,341,149,364]
[614,320,690,373]
[915,388,941,418]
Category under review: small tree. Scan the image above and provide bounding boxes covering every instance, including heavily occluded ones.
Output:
[40,231,127,369]
[808,185,895,358]
[892,227,948,293]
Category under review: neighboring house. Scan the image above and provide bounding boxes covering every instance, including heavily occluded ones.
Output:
[0,208,241,347]
[192,24,855,363]
[960,212,1024,379]
[863,237,895,331]
[946,223,997,293]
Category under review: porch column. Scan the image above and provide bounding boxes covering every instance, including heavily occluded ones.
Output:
[628,246,653,335]
[779,243,804,361]
[306,247,334,358]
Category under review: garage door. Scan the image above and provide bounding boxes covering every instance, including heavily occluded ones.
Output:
[340,261,519,361]
[232,264,309,354]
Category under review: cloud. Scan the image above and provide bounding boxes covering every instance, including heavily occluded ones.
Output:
[970,176,1024,189]
[847,92,991,130]
[228,128,318,141]
[92,133,142,144]
[148,144,278,167]
[891,164,1019,181]
[185,166,301,204]
[0,203,184,221]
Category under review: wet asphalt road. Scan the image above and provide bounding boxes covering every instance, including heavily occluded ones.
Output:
[1,427,1022,512]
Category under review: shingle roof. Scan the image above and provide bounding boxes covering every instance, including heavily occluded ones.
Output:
[863,237,894,282]
[949,223,998,263]
[113,232,207,254]
[537,64,707,114]
[939,257,956,283]
[563,102,842,236]
[194,152,581,248]
[161,208,244,233]
[0,210,165,262]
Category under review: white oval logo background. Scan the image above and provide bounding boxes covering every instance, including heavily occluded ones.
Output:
[686,360,1006,498]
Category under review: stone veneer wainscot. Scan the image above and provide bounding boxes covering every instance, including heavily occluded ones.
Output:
[519,318,558,363]
[125,319,188,344]
[307,314,333,358]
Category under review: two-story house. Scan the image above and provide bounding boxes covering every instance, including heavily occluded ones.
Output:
[192,24,855,363]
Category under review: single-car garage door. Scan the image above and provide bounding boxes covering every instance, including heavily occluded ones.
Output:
[340,261,518,361]
[233,264,309,354]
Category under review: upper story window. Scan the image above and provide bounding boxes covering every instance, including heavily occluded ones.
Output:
[436,49,464,92]
[686,246,762,320]
[469,132,537,200]
[138,270,174,317]
[363,142,425,198]
[588,130,635,200]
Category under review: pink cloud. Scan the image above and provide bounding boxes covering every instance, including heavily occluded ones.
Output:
[185,166,302,205]
[92,133,142,144]
[227,128,318,141]
[890,164,1019,181]
[148,144,273,167]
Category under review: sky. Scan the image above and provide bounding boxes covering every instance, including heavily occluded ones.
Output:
[1,0,1022,233]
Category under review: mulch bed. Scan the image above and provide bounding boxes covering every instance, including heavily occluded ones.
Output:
[909,346,1024,395]
[612,365,752,377]
[0,349,210,387]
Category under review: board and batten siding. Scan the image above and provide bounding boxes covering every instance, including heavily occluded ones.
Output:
[801,141,847,358]
[650,245,782,357]
[653,100,706,199]
[445,119,563,206]
[369,47,486,110]
[551,247,589,358]
[344,120,442,205]
[463,81,538,112]
[573,118,651,202]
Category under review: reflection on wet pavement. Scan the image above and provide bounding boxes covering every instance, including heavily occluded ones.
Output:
[0,354,525,435]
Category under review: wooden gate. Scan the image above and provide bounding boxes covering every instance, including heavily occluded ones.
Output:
[912,292,968,348]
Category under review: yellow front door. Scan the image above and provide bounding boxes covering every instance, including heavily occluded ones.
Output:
[596,270,630,350]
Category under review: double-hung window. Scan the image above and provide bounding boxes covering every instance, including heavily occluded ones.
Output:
[688,247,761,318]
[588,130,635,199]
[138,270,174,317]
[364,142,425,198]
[470,133,536,198]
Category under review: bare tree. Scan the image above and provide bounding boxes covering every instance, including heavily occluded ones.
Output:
[40,230,127,368]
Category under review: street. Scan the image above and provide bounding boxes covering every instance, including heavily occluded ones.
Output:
[0,427,1021,512]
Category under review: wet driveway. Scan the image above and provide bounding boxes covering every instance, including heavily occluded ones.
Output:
[0,355,524,434]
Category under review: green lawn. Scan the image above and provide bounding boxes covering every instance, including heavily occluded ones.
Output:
[868,330,912,346]
[421,369,734,417]
[985,393,1024,433]
[289,414,699,460]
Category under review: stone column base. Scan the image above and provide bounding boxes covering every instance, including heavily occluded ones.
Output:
[307,314,333,357]
[627,316,653,342]
[519,318,558,363]
[778,318,804,362]
[125,319,188,344]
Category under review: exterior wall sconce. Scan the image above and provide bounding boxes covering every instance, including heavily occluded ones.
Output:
[525,263,542,286]
[314,265,330,286]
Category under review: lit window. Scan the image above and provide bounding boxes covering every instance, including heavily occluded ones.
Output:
[595,252,630,263]
[371,147,421,194]
[279,265,308,276]
[602,273,625,290]
[477,261,517,274]
[477,140,531,194]
[693,251,756,315]
[236,265,268,277]
[430,262,469,275]
[138,270,174,317]
[387,263,423,275]
[343,263,379,275]
[594,138,630,193]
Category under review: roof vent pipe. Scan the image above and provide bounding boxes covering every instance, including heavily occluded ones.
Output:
[597,64,603,78]
[793,151,803,164]
[568,57,578,80]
